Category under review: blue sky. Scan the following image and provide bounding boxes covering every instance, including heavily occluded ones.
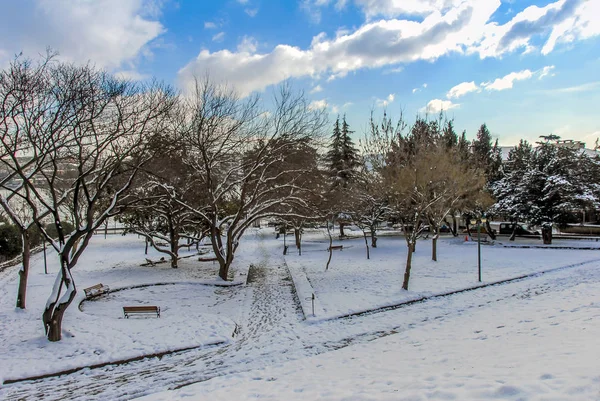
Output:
[1,0,599,145]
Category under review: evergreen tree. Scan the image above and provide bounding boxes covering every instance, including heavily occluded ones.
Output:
[490,140,534,240]
[472,123,502,182]
[326,114,360,187]
[494,138,600,244]
[529,143,598,243]
[472,123,492,166]
[326,116,343,178]
[457,130,470,162]
[442,120,458,149]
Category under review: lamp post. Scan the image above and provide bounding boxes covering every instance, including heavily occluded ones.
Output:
[470,217,487,282]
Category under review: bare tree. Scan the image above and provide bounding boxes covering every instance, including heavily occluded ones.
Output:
[121,150,207,268]
[1,57,175,341]
[0,53,73,309]
[364,112,458,290]
[350,169,390,258]
[423,147,487,261]
[176,78,326,280]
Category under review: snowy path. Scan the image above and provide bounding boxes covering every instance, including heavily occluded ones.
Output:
[2,235,600,400]
[1,232,305,401]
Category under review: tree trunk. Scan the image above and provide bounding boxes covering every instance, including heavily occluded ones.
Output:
[43,256,77,342]
[432,230,438,262]
[145,237,149,255]
[370,229,377,248]
[363,231,370,260]
[325,222,333,271]
[170,230,179,268]
[211,227,229,280]
[218,232,236,280]
[218,259,232,281]
[339,222,345,237]
[485,219,496,240]
[218,244,233,281]
[542,225,552,244]
[294,228,301,249]
[452,216,458,237]
[16,230,31,309]
[402,242,413,290]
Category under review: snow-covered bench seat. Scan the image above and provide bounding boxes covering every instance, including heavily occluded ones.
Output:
[328,245,343,251]
[123,305,160,318]
[83,283,110,299]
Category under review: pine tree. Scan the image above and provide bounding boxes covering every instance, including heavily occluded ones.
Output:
[326,116,342,178]
[326,115,360,188]
[496,139,600,244]
[490,140,534,240]
[457,130,470,162]
[442,120,458,149]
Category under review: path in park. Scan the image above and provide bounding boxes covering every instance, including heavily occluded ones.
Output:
[2,233,600,400]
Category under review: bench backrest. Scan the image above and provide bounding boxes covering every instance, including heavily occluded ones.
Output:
[123,306,159,312]
[86,284,103,291]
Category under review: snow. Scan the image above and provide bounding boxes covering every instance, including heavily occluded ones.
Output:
[286,229,600,321]
[139,271,600,401]
[1,228,599,400]
[0,234,252,383]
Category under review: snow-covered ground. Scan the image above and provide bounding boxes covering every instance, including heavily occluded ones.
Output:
[286,229,600,320]
[0,234,255,382]
[1,228,599,400]
[140,262,600,401]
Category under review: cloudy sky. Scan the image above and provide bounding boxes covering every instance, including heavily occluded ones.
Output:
[1,0,599,145]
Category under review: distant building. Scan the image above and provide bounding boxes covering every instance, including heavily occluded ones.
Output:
[499,139,599,161]
[554,139,585,150]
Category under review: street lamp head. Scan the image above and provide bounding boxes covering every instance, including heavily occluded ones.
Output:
[480,218,487,223]
[470,219,477,225]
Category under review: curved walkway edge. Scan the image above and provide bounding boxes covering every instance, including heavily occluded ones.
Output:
[2,341,226,386]
[289,257,600,322]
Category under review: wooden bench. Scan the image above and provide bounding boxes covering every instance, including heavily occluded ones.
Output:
[83,283,110,299]
[328,245,343,251]
[123,306,161,318]
[198,256,218,262]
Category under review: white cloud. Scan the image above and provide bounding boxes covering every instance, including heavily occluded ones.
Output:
[538,65,555,79]
[212,32,226,42]
[446,81,479,98]
[549,81,600,93]
[204,22,217,29]
[309,99,329,110]
[237,36,258,53]
[421,99,459,114]
[310,85,324,93]
[383,66,404,74]
[354,0,467,19]
[245,8,259,17]
[0,0,165,70]
[473,0,599,58]
[179,1,499,96]
[237,0,249,4]
[412,83,428,94]
[179,0,600,97]
[481,69,533,91]
[114,70,151,81]
[301,0,325,24]
[376,93,395,107]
